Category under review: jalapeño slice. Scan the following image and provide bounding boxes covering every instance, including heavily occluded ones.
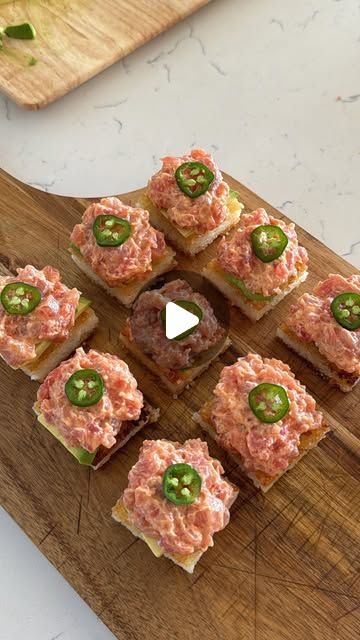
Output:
[162,463,202,505]
[65,369,104,407]
[1,282,41,315]
[160,299,203,340]
[175,161,215,198]
[330,292,360,331]
[251,225,288,263]
[248,383,289,424]
[93,214,131,247]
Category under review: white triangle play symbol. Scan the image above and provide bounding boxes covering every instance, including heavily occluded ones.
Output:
[165,301,200,340]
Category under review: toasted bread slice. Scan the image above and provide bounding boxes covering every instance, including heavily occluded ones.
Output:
[203,259,308,322]
[193,402,330,492]
[137,193,243,256]
[70,246,177,308]
[119,319,231,397]
[16,307,99,382]
[277,324,359,393]
[33,400,159,470]
[112,483,239,573]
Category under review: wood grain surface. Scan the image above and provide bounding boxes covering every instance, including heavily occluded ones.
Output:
[0,168,359,640]
[0,0,211,109]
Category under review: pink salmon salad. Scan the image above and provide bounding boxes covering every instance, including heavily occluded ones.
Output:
[285,274,360,374]
[210,353,323,477]
[217,208,308,297]
[147,148,230,234]
[70,197,166,286]
[37,348,143,452]
[0,265,80,367]
[123,438,237,556]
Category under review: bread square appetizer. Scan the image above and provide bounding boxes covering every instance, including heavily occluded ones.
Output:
[0,264,98,381]
[203,208,308,321]
[34,348,159,469]
[193,353,329,492]
[277,274,360,392]
[139,148,243,255]
[112,438,238,573]
[70,197,176,307]
[120,278,231,396]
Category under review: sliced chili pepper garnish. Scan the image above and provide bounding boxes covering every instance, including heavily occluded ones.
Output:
[92,214,131,247]
[162,463,202,505]
[160,299,203,340]
[330,292,360,331]
[0,282,41,315]
[251,225,288,263]
[65,369,104,407]
[175,161,215,198]
[248,382,290,423]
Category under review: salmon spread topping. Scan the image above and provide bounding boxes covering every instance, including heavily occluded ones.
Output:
[217,209,308,297]
[210,354,322,477]
[123,439,237,555]
[0,265,80,367]
[129,279,225,370]
[70,197,166,287]
[147,149,230,233]
[37,348,143,452]
[285,274,360,374]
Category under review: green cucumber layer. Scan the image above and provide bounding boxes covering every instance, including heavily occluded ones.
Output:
[35,296,92,358]
[224,273,274,302]
[69,243,82,255]
[37,412,97,465]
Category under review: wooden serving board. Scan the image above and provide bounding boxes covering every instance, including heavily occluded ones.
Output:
[0,0,211,109]
[0,168,359,640]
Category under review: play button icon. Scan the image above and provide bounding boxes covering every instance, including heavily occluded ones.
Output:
[162,300,202,340]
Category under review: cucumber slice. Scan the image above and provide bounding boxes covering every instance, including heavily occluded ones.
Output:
[224,272,274,302]
[69,243,82,255]
[75,296,92,316]
[35,296,92,357]
[37,412,97,465]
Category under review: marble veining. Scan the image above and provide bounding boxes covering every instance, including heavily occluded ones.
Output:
[0,0,359,639]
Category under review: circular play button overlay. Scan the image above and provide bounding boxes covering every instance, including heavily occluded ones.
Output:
[137,269,230,370]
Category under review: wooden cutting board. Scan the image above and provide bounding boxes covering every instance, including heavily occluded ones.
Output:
[0,168,359,640]
[0,0,211,109]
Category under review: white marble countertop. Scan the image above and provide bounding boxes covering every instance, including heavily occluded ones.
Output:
[0,0,359,638]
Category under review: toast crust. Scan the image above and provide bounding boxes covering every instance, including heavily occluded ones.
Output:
[112,484,239,573]
[138,193,243,256]
[70,246,177,307]
[193,401,330,492]
[120,319,231,396]
[203,259,308,322]
[34,400,159,470]
[277,324,360,393]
